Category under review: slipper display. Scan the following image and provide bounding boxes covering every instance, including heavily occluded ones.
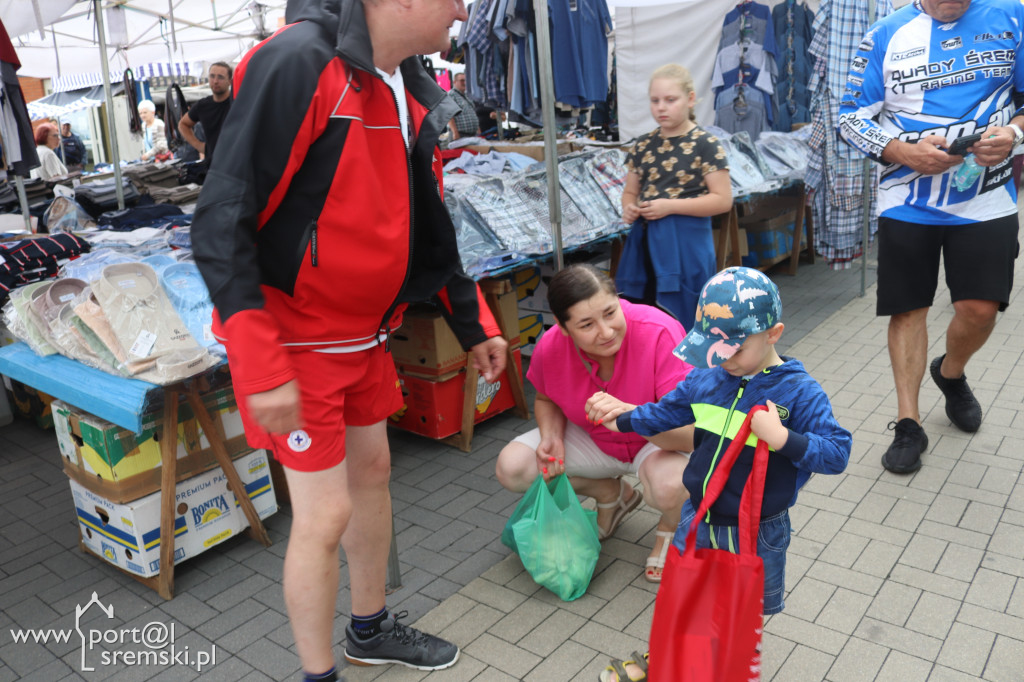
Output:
[598,650,649,682]
[596,478,643,541]
[644,530,674,584]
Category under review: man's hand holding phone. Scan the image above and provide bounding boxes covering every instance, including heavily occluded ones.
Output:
[946,133,982,157]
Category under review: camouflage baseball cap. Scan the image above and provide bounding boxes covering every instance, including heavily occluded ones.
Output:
[673,267,783,368]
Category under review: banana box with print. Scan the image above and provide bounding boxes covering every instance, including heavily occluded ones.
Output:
[53,387,249,504]
[72,449,277,578]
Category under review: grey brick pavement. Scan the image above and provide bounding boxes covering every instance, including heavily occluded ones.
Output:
[2,239,1024,681]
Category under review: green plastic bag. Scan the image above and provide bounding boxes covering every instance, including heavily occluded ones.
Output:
[500,474,601,601]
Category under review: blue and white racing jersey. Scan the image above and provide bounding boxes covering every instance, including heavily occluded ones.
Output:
[838,0,1024,224]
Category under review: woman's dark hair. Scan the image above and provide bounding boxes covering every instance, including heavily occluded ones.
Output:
[547,264,618,325]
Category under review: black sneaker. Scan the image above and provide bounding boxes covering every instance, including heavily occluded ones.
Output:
[881,418,928,474]
[344,611,459,671]
[930,355,982,433]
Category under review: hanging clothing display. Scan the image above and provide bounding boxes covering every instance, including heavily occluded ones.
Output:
[771,0,815,131]
[713,1,778,138]
[547,0,613,108]
[805,0,893,269]
[719,1,778,55]
[163,83,190,151]
[459,0,612,124]
[0,18,40,177]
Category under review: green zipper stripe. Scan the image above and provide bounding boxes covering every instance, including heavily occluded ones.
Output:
[691,403,761,448]
[699,378,751,526]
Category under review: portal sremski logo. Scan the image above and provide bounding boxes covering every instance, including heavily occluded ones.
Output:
[76,592,114,672]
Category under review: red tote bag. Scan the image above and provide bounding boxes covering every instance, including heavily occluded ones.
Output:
[648,406,771,682]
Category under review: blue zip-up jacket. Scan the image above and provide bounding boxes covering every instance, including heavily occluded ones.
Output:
[617,358,851,524]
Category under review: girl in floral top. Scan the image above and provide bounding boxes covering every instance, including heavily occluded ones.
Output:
[618,63,732,329]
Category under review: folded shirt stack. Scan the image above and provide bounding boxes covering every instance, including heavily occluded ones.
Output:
[97,204,184,231]
[0,233,91,303]
[148,183,202,205]
[83,226,171,258]
[123,162,182,191]
[160,262,224,356]
[91,262,217,383]
[75,179,141,218]
[4,263,218,385]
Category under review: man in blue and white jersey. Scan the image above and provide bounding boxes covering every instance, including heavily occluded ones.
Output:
[838,0,1024,475]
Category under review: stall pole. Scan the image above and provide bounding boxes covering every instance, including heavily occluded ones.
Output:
[860,0,877,297]
[94,0,127,211]
[13,176,34,233]
[532,0,564,271]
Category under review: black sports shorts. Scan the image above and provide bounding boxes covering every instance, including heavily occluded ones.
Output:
[876,214,1019,316]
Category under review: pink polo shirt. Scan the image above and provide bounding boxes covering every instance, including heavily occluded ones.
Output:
[526,299,692,463]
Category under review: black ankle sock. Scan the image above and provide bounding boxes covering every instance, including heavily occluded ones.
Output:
[303,666,337,681]
[350,607,388,640]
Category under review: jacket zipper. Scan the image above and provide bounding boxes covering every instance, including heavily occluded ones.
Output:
[376,77,416,352]
[700,376,749,524]
[309,219,318,266]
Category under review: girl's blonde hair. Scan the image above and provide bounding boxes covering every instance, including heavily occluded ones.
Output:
[650,63,697,122]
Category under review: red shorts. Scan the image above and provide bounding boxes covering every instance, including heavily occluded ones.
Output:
[236,345,403,472]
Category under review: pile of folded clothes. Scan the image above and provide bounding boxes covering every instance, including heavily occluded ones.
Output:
[0,178,51,215]
[0,182,19,212]
[44,171,82,191]
[75,179,141,218]
[123,162,182,192]
[3,255,220,385]
[83,226,174,258]
[97,204,184,231]
[0,233,91,303]
[148,183,201,205]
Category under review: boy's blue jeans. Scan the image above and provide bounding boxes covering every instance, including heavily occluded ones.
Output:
[673,499,792,615]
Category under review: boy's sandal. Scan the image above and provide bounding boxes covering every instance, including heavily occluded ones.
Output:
[596,478,644,541]
[598,650,649,682]
[644,530,674,584]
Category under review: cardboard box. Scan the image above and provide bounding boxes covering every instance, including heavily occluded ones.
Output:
[493,288,521,348]
[7,380,56,429]
[391,294,521,379]
[516,263,552,313]
[53,389,249,504]
[712,227,750,258]
[73,450,277,578]
[389,349,522,439]
[742,211,805,269]
[463,141,576,162]
[513,266,542,303]
[519,313,546,347]
[389,307,466,378]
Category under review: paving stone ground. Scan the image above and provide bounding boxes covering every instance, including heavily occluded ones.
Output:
[3,235,1024,681]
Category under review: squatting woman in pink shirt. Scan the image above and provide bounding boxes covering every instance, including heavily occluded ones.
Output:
[495,264,693,582]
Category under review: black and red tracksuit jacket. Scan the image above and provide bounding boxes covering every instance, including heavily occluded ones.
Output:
[191,0,499,398]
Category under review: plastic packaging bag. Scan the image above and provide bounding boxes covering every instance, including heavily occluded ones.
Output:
[43,195,93,234]
[501,474,601,601]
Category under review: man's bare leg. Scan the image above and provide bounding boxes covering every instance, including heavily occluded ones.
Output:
[282,460,351,674]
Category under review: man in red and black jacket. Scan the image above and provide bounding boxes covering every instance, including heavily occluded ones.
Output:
[191,0,504,678]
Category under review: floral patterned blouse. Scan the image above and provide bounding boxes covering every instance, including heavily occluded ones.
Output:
[626,126,729,201]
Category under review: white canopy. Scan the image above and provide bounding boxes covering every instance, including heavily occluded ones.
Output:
[2,0,287,79]
[614,0,821,141]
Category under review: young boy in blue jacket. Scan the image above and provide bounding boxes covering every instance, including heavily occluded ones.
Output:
[588,266,852,617]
